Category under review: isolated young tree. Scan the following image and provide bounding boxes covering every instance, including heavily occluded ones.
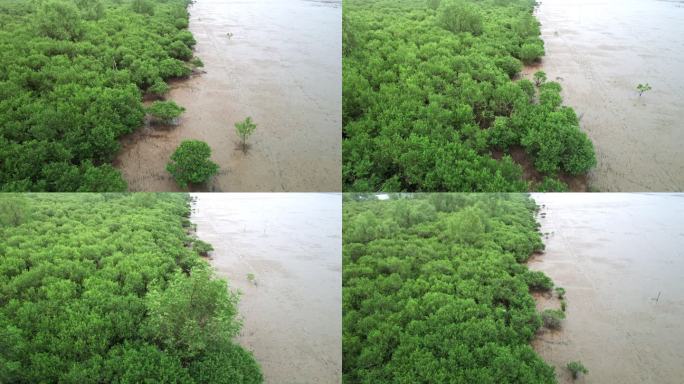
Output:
[146,101,185,125]
[166,140,219,188]
[636,83,652,97]
[235,117,257,152]
[534,70,547,87]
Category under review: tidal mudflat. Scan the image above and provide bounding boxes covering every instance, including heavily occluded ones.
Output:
[526,0,684,191]
[530,193,684,383]
[116,0,341,192]
[190,193,341,383]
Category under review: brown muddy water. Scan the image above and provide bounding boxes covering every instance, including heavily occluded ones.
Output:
[525,0,684,191]
[115,0,342,192]
[529,193,684,383]
[190,193,342,383]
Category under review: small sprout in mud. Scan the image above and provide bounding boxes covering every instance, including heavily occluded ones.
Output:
[166,140,219,188]
[190,57,204,68]
[555,286,566,299]
[193,239,213,256]
[235,116,257,152]
[567,361,588,380]
[636,83,652,97]
[247,273,257,286]
[541,308,565,330]
[560,299,567,312]
[146,100,185,125]
[533,70,547,87]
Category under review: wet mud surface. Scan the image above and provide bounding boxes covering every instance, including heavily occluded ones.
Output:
[527,0,684,191]
[190,193,342,383]
[529,193,684,383]
[115,0,341,192]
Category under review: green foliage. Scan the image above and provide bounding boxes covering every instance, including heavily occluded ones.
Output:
[636,83,652,96]
[343,194,556,383]
[194,239,214,256]
[0,194,29,227]
[144,266,241,360]
[522,270,554,291]
[520,42,545,64]
[566,361,588,380]
[131,0,155,15]
[554,286,566,299]
[235,117,257,152]
[149,80,171,97]
[343,0,595,191]
[36,1,83,40]
[166,140,220,188]
[146,100,186,125]
[439,1,483,35]
[534,71,547,87]
[560,299,567,312]
[541,309,565,330]
[0,0,200,191]
[0,194,262,383]
[537,177,569,192]
[426,0,441,10]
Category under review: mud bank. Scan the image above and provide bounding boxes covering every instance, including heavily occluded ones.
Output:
[527,0,684,191]
[529,193,684,383]
[190,193,342,383]
[115,0,342,192]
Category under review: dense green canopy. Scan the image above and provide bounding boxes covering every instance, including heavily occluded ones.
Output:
[343,194,557,383]
[343,0,596,192]
[0,193,262,383]
[0,0,198,191]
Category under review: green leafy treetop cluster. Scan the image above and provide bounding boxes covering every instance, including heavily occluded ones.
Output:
[0,193,263,383]
[343,194,557,383]
[146,100,186,125]
[166,140,220,188]
[343,0,595,192]
[0,0,199,191]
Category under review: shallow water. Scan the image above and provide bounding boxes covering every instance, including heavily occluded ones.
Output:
[527,0,684,191]
[190,193,341,383]
[115,0,341,192]
[529,193,684,383]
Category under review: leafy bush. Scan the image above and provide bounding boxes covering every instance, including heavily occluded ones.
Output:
[523,270,554,291]
[343,194,556,383]
[166,140,219,188]
[146,100,186,125]
[554,286,566,299]
[194,239,214,256]
[567,361,588,380]
[439,1,483,35]
[520,42,545,64]
[0,194,262,383]
[541,309,565,330]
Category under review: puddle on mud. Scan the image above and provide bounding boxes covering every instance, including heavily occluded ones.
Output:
[190,193,342,383]
[526,0,684,191]
[529,193,684,383]
[115,0,341,192]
